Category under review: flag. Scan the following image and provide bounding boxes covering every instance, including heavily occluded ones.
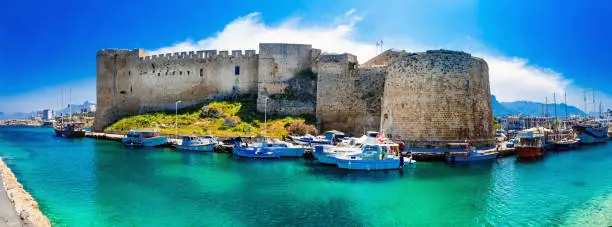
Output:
[377,130,385,142]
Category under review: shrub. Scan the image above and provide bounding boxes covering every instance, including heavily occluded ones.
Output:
[287,121,316,136]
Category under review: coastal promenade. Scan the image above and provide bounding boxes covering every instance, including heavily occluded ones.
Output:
[0,158,50,227]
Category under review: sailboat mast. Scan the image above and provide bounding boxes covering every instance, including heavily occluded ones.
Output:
[564,91,568,120]
[584,90,587,118]
[264,96,267,138]
[69,88,72,122]
[592,88,596,118]
[545,96,548,117]
[61,88,63,125]
[554,93,557,119]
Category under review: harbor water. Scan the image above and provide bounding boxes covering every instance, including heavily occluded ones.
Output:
[0,127,611,226]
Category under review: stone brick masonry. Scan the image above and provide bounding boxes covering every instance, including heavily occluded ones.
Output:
[94,44,494,148]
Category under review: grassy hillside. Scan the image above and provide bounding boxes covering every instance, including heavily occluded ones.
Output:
[105,97,316,138]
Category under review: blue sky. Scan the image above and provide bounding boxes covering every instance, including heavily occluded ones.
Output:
[1,0,611,113]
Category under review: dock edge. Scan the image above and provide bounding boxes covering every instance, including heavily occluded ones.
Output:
[0,157,51,227]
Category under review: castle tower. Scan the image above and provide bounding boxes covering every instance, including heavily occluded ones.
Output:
[93,49,145,132]
[380,50,494,147]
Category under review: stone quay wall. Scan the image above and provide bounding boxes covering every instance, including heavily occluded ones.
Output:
[380,50,494,147]
[0,157,51,227]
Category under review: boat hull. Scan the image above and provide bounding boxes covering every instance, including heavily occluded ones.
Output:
[174,144,216,152]
[312,151,338,165]
[232,147,280,158]
[516,147,545,160]
[62,130,86,138]
[446,153,497,162]
[335,158,401,170]
[122,136,168,147]
[551,142,579,151]
[269,147,306,157]
[54,129,63,137]
[576,125,609,144]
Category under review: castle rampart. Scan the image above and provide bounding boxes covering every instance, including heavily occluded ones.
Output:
[380,50,494,147]
[94,43,494,147]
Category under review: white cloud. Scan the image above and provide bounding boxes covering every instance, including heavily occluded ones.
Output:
[149,11,612,112]
[0,78,96,113]
[148,10,378,63]
[2,10,609,114]
[479,53,612,113]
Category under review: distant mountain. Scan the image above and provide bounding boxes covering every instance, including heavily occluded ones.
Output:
[492,95,585,117]
[56,101,96,115]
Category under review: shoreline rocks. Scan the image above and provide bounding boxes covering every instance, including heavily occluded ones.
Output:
[0,157,50,227]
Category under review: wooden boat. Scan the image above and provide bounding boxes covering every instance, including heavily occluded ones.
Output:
[121,128,168,147]
[60,123,86,138]
[54,126,64,137]
[516,127,549,161]
[575,120,609,144]
[551,138,580,151]
[174,135,217,152]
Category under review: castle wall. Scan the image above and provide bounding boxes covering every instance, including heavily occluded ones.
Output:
[380,50,494,147]
[93,49,258,131]
[257,43,318,115]
[315,54,384,135]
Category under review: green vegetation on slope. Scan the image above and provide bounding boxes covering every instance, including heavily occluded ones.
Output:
[105,97,316,138]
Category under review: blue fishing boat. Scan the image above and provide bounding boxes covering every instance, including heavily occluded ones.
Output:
[174,135,217,152]
[334,144,410,170]
[312,145,359,165]
[445,142,498,162]
[122,128,168,147]
[290,134,332,145]
[232,137,306,158]
[575,121,609,144]
[232,140,281,159]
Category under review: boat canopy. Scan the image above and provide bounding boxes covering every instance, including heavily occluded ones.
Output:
[324,130,345,136]
[130,128,160,133]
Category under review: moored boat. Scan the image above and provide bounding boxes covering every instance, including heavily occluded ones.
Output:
[551,138,580,151]
[61,123,86,138]
[516,127,549,161]
[334,144,408,170]
[174,135,217,151]
[232,139,281,159]
[232,137,306,158]
[121,128,168,147]
[312,144,360,165]
[575,120,609,144]
[445,142,498,162]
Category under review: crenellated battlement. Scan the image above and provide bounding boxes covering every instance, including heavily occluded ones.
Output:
[138,49,258,62]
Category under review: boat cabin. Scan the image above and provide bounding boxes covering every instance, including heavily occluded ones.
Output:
[127,128,162,138]
[517,131,545,148]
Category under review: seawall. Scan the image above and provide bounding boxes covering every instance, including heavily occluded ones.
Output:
[0,157,50,227]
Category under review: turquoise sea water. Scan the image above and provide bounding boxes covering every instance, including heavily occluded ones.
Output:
[0,127,611,226]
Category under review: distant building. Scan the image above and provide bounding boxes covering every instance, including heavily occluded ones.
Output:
[82,103,96,113]
[42,109,54,121]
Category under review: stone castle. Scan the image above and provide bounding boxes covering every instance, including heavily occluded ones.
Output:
[94,43,494,147]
